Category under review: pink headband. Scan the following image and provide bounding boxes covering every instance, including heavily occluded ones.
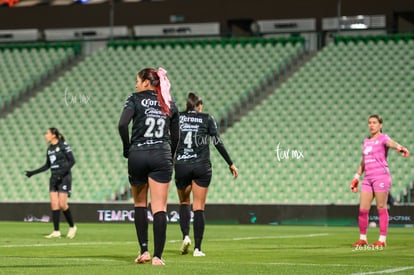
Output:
[157,67,171,109]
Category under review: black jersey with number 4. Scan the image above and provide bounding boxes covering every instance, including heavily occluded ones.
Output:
[175,110,233,165]
[119,90,179,152]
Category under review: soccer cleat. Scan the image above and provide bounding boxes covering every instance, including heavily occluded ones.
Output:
[352,239,368,247]
[151,256,165,266]
[134,251,151,264]
[180,235,191,254]
[45,231,61,239]
[193,248,206,257]
[66,226,77,239]
[370,241,386,248]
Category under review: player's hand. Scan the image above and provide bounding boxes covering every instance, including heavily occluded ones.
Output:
[229,164,238,179]
[25,170,34,178]
[350,174,359,193]
[396,146,409,158]
[123,146,130,159]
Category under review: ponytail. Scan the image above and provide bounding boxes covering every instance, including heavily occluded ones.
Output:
[49,127,65,142]
[137,67,171,116]
[186,92,202,111]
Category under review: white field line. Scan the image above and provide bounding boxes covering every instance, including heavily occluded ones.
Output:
[0,233,329,247]
[168,233,329,243]
[231,233,329,241]
[349,266,414,275]
[0,257,121,263]
[0,241,136,248]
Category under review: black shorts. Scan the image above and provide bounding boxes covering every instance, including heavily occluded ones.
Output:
[49,173,72,196]
[174,161,212,190]
[128,149,173,185]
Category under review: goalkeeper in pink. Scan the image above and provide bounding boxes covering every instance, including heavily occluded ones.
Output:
[350,114,409,248]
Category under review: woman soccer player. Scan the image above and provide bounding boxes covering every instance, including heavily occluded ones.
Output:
[174,93,238,257]
[350,114,409,248]
[25,128,77,239]
[118,67,179,266]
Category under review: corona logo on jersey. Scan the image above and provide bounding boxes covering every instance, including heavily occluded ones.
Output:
[141,98,160,108]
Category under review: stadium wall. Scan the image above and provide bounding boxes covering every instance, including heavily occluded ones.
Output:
[0,0,412,31]
[1,202,413,227]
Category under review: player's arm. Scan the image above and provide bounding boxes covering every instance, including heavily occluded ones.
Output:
[118,108,134,158]
[60,145,76,176]
[25,152,51,178]
[350,158,364,192]
[208,116,238,178]
[386,139,409,157]
[169,106,180,159]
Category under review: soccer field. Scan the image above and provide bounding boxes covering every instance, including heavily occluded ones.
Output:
[0,222,413,274]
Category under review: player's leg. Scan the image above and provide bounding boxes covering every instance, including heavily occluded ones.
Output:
[192,182,208,256]
[146,149,173,265]
[373,192,388,247]
[352,190,373,247]
[177,185,192,254]
[57,193,76,238]
[131,184,151,263]
[58,176,77,238]
[128,150,151,263]
[46,191,61,238]
[175,164,193,254]
[148,177,169,265]
[370,176,391,247]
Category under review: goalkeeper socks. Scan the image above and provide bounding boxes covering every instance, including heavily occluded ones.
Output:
[358,209,369,236]
[179,204,191,238]
[63,208,74,227]
[153,211,167,258]
[193,210,205,250]
[52,210,60,231]
[134,207,148,253]
[378,208,389,237]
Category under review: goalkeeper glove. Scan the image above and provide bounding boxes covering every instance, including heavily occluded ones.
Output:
[396,145,409,157]
[350,174,360,193]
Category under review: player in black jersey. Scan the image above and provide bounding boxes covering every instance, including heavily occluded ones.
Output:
[25,128,77,239]
[118,67,179,266]
[175,93,238,257]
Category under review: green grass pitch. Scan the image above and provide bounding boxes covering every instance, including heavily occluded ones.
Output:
[0,222,413,274]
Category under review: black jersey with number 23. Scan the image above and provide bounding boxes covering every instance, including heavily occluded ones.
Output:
[122,90,179,151]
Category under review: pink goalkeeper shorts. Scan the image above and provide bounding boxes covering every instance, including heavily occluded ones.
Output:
[361,175,391,193]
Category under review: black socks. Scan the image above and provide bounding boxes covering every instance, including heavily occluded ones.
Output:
[52,210,60,231]
[153,211,167,258]
[134,207,148,254]
[63,208,74,227]
[193,210,205,251]
[179,204,191,238]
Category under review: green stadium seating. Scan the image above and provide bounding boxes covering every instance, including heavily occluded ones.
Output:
[208,35,413,204]
[0,37,303,202]
[2,35,411,204]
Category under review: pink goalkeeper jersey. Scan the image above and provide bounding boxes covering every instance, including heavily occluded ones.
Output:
[362,133,391,178]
